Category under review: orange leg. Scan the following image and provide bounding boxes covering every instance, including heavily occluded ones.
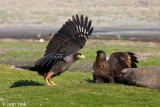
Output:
[49,80,57,86]
[45,78,50,86]
[45,72,57,86]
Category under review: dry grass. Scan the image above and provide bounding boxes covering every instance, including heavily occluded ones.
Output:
[0,0,160,27]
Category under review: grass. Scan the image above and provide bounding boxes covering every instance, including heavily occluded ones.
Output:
[0,64,160,106]
[0,39,160,106]
[138,56,160,67]
[1,39,160,67]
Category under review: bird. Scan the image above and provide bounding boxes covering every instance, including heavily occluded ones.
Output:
[92,50,139,83]
[35,34,45,42]
[92,50,114,83]
[34,14,93,86]
[114,67,160,89]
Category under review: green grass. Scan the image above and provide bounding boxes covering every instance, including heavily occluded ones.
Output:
[138,56,160,67]
[0,41,46,65]
[0,64,160,107]
[1,40,160,67]
[0,40,160,106]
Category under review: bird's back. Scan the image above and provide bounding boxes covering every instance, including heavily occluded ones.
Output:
[107,52,138,78]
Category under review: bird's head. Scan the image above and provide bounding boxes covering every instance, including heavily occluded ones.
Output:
[74,53,85,60]
[96,50,106,60]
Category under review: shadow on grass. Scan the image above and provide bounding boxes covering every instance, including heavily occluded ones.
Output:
[10,80,44,88]
[85,78,94,83]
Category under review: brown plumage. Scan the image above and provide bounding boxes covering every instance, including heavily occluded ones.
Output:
[34,14,93,86]
[92,50,114,83]
[92,50,139,83]
[115,67,160,89]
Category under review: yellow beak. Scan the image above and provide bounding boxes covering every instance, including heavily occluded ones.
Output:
[77,55,85,59]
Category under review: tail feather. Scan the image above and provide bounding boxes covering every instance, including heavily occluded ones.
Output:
[14,66,37,71]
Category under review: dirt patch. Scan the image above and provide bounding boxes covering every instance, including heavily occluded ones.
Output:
[87,39,159,47]
[68,61,94,73]
[0,38,159,47]
[0,38,43,42]
[0,50,6,53]
[0,39,160,70]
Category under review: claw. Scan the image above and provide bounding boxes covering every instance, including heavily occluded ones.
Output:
[45,72,57,86]
[50,80,57,86]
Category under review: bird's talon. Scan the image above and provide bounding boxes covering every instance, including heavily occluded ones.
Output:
[51,83,57,86]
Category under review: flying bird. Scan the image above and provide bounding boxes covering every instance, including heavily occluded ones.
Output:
[92,50,139,83]
[115,67,160,89]
[34,14,93,86]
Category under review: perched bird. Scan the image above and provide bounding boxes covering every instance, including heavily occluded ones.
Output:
[92,50,139,83]
[35,34,41,40]
[34,14,93,86]
[115,67,160,89]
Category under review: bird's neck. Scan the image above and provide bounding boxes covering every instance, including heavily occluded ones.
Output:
[96,57,106,62]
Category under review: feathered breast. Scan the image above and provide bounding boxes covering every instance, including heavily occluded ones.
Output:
[93,60,109,76]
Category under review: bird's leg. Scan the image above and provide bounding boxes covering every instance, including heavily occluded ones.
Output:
[46,72,57,86]
[45,78,51,86]
[49,80,57,86]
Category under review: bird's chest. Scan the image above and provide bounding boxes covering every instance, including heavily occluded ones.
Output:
[93,61,109,75]
[52,61,73,73]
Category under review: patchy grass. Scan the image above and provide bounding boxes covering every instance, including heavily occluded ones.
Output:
[0,39,160,70]
[0,41,46,65]
[138,56,160,67]
[0,64,160,106]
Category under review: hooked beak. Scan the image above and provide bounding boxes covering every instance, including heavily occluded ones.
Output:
[77,54,85,59]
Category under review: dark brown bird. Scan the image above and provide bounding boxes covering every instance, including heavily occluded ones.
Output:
[92,50,114,83]
[115,67,160,89]
[92,50,139,83]
[34,14,93,86]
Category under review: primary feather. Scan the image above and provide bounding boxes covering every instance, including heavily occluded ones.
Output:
[45,14,93,56]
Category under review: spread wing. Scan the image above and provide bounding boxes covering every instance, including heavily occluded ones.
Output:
[35,14,93,68]
[45,14,93,56]
[107,52,139,77]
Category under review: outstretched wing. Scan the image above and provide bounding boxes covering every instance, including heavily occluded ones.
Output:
[107,52,139,77]
[35,52,63,67]
[35,14,93,68]
[45,14,93,57]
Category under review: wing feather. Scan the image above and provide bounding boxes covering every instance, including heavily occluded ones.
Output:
[80,15,84,32]
[35,52,63,68]
[45,14,93,56]
[108,52,139,77]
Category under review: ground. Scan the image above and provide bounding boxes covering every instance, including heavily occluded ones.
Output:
[0,64,160,107]
[0,0,160,106]
[1,38,160,72]
[0,39,160,106]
